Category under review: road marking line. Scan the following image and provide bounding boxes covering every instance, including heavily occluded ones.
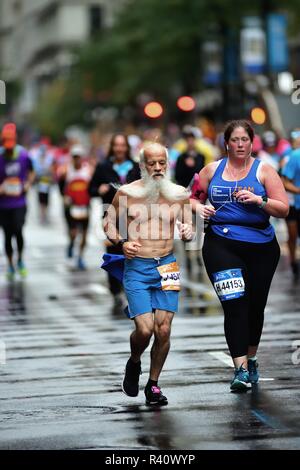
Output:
[209,351,274,380]
[209,351,232,367]
[30,248,44,259]
[89,284,110,295]
[56,265,68,274]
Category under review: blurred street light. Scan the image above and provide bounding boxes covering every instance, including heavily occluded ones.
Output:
[278,72,294,95]
[176,96,196,112]
[251,107,266,125]
[144,101,163,119]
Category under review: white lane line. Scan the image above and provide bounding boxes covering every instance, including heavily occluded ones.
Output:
[209,351,275,381]
[209,351,232,367]
[56,264,68,274]
[258,378,275,382]
[30,248,44,259]
[89,284,110,295]
[0,340,6,365]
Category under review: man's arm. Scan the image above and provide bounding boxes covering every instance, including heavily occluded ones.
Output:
[24,157,35,193]
[103,190,141,258]
[103,190,126,244]
[177,197,194,241]
[282,176,300,195]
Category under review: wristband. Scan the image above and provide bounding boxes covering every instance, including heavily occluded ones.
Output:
[118,238,128,247]
[258,195,268,208]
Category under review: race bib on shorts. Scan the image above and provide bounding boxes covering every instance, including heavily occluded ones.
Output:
[4,177,22,196]
[157,261,180,291]
[38,176,51,194]
[213,268,245,301]
[70,205,89,220]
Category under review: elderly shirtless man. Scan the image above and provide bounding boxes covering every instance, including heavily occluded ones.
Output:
[104,142,193,406]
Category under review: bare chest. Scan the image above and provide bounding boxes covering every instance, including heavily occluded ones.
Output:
[127,199,181,224]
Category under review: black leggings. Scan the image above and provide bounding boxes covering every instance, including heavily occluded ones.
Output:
[0,207,26,259]
[202,231,280,358]
[4,230,24,258]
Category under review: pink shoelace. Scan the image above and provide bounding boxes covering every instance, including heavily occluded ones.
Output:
[151,386,161,394]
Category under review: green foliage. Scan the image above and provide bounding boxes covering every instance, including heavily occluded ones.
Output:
[31,0,300,135]
[76,0,298,104]
[31,74,86,141]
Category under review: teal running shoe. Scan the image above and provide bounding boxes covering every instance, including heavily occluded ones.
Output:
[17,260,27,278]
[230,366,249,392]
[6,265,15,281]
[248,358,259,384]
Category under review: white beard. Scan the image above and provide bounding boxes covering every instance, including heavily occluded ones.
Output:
[119,168,190,202]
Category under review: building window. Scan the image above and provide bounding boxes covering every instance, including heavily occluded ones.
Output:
[90,6,102,36]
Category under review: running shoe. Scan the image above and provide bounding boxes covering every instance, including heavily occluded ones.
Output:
[17,260,27,278]
[67,244,73,258]
[122,358,141,397]
[77,257,86,271]
[6,265,15,281]
[248,358,259,384]
[230,366,249,392]
[291,262,299,282]
[145,385,168,406]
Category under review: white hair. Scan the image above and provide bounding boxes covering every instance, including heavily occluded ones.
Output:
[139,143,169,165]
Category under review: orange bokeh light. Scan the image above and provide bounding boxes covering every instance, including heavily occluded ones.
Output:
[177,96,196,112]
[251,107,266,125]
[144,102,163,119]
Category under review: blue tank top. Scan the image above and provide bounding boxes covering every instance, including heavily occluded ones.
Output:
[207,158,274,243]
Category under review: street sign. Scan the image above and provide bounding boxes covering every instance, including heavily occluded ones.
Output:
[240,17,266,74]
[202,41,222,86]
[267,13,289,72]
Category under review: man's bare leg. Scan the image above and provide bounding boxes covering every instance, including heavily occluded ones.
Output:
[144,310,174,406]
[149,309,174,380]
[122,313,154,397]
[130,313,154,362]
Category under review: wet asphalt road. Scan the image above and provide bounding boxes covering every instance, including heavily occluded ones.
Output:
[0,189,300,450]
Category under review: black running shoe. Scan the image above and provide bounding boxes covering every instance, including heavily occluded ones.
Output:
[122,359,141,397]
[145,385,168,406]
[291,262,299,281]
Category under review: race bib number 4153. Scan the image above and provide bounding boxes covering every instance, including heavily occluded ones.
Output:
[157,261,180,291]
[213,268,245,301]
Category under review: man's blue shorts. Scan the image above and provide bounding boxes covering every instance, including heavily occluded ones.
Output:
[123,253,179,319]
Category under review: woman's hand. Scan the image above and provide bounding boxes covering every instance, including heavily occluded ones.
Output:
[98,184,110,196]
[235,190,261,205]
[195,203,216,219]
[64,195,72,206]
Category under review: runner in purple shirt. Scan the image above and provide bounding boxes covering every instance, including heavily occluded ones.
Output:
[0,123,35,279]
